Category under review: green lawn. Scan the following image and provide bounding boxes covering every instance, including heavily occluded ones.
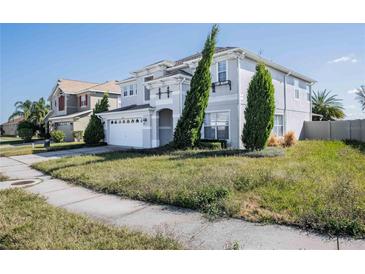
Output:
[33,141,365,238]
[0,141,94,157]
[0,189,180,249]
[0,136,42,146]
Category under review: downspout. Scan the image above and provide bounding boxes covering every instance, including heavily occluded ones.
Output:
[283,72,291,134]
[308,82,315,121]
[236,56,242,148]
[179,77,186,115]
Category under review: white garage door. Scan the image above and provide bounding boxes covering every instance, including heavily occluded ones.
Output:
[108,119,143,147]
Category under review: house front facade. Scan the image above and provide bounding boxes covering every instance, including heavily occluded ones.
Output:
[98,47,316,148]
[46,79,121,141]
[0,115,24,136]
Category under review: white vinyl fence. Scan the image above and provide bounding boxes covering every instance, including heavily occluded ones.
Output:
[303,119,365,142]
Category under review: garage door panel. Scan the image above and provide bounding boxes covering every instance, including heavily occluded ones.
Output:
[108,120,143,147]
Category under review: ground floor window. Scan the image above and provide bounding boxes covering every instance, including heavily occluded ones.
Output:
[273,114,284,136]
[204,112,229,140]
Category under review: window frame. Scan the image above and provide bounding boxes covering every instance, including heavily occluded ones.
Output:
[123,86,128,97]
[143,75,153,102]
[295,88,300,100]
[203,111,230,141]
[129,84,134,96]
[80,94,88,107]
[216,60,228,82]
[273,114,284,137]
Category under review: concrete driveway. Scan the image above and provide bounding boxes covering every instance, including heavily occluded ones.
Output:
[5,145,125,167]
[1,147,365,250]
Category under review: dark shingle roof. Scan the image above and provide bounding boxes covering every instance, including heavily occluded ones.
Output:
[105,104,152,113]
[175,47,237,65]
[145,69,193,82]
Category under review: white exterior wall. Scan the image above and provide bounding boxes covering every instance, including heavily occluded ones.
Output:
[239,57,311,143]
[104,51,313,148]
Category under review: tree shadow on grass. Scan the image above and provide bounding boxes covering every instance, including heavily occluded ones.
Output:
[343,140,365,155]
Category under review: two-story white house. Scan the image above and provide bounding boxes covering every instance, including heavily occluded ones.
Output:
[98,47,316,148]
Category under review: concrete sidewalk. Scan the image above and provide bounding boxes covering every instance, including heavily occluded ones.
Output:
[1,150,364,249]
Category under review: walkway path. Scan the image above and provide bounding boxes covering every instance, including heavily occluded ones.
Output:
[1,147,364,249]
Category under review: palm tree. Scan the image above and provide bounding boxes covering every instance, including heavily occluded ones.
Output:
[355,85,365,111]
[312,89,345,121]
[8,100,33,120]
[30,97,50,126]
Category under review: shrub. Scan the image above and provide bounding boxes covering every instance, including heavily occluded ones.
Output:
[73,131,83,142]
[267,134,281,147]
[197,142,221,150]
[17,121,35,142]
[242,63,275,150]
[173,25,219,149]
[283,131,297,147]
[197,140,222,150]
[18,128,33,142]
[50,130,65,143]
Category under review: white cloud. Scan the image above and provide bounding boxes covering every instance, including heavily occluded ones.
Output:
[347,89,359,94]
[328,55,358,64]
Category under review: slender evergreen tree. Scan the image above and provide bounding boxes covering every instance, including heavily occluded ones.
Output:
[242,63,275,150]
[84,93,109,145]
[173,25,219,149]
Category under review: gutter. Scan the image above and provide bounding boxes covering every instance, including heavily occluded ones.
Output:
[308,82,315,121]
[283,72,291,134]
[179,77,186,114]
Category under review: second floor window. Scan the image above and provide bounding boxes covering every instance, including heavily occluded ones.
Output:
[129,85,134,96]
[144,86,150,101]
[123,86,128,97]
[217,61,227,82]
[58,95,65,111]
[80,95,88,107]
[295,89,300,99]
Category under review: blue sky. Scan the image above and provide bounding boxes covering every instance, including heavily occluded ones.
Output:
[1,23,364,123]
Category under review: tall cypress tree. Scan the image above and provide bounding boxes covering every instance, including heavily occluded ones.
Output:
[173,25,219,149]
[242,63,275,150]
[84,93,109,145]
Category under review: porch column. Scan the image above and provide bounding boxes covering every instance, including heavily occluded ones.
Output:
[151,113,159,147]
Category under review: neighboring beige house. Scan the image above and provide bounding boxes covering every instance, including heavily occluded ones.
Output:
[0,116,24,136]
[46,79,121,141]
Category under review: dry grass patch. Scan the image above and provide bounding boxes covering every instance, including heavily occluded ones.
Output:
[33,141,365,238]
[0,189,180,249]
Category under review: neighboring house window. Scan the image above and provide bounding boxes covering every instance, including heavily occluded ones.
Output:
[123,86,128,97]
[295,89,300,99]
[80,95,88,107]
[273,115,284,136]
[129,85,134,96]
[204,112,229,140]
[54,100,57,108]
[217,61,227,82]
[144,86,150,101]
[58,96,65,111]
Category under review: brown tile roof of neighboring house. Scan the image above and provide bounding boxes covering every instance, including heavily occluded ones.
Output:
[57,79,99,94]
[1,116,24,126]
[174,47,237,65]
[84,80,120,94]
